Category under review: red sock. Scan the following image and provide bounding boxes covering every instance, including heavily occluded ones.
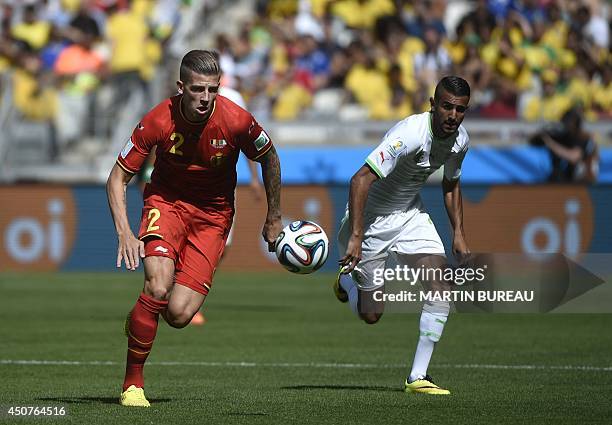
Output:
[123,293,168,391]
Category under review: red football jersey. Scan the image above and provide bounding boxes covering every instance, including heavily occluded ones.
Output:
[117,95,272,209]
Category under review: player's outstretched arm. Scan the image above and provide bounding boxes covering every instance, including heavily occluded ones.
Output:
[442,177,470,262]
[340,165,379,273]
[107,163,145,270]
[257,145,282,251]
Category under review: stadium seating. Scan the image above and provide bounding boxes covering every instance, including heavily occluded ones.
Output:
[0,0,609,182]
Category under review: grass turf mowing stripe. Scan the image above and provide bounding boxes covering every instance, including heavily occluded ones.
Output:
[1,359,611,372]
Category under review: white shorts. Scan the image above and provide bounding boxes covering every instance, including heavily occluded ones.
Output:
[337,208,445,291]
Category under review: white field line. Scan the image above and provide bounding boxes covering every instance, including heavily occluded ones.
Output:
[0,359,611,372]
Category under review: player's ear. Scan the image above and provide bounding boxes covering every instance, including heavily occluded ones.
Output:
[429,96,435,112]
[176,80,184,95]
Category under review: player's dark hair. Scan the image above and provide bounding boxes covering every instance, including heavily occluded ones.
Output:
[180,50,221,82]
[434,76,470,101]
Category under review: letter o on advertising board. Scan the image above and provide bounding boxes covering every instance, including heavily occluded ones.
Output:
[5,219,45,262]
[0,187,76,271]
[522,218,560,254]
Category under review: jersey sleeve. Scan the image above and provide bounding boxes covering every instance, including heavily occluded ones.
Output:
[236,114,273,161]
[443,134,469,181]
[365,123,414,179]
[116,115,161,174]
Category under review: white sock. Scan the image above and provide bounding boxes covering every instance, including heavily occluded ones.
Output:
[339,273,359,316]
[409,301,449,382]
[409,321,435,382]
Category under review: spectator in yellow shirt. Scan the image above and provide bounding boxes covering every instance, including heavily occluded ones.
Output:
[11,4,52,51]
[332,0,395,30]
[523,70,572,122]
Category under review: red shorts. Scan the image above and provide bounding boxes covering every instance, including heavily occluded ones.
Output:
[138,193,233,295]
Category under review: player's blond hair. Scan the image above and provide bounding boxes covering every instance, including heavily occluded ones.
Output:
[180,50,221,81]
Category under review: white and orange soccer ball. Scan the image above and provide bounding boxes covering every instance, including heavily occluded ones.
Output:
[275,220,329,274]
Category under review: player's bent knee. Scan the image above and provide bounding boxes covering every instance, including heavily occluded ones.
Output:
[165,303,199,328]
[165,310,192,328]
[144,282,170,301]
[143,272,174,300]
[360,312,382,324]
[166,318,189,329]
[143,255,175,300]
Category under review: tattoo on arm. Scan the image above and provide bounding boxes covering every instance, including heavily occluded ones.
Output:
[259,146,281,219]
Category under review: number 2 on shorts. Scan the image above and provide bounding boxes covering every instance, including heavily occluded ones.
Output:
[147,208,161,232]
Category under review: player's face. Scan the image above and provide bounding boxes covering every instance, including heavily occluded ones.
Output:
[430,89,469,138]
[177,71,220,122]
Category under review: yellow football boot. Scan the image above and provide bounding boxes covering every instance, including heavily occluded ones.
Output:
[120,385,151,407]
[404,375,451,395]
[333,269,348,303]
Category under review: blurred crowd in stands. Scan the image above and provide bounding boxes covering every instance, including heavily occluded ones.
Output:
[232,0,610,121]
[0,0,610,133]
[0,0,185,159]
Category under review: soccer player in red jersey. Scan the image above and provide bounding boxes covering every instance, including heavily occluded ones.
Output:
[106,50,282,407]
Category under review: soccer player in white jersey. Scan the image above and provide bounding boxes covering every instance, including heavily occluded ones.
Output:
[335,76,471,395]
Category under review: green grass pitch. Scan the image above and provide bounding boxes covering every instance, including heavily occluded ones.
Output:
[1,271,611,424]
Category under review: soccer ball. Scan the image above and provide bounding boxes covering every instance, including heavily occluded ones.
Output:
[275,220,329,274]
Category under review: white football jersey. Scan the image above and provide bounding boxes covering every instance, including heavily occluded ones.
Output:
[363,112,469,216]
